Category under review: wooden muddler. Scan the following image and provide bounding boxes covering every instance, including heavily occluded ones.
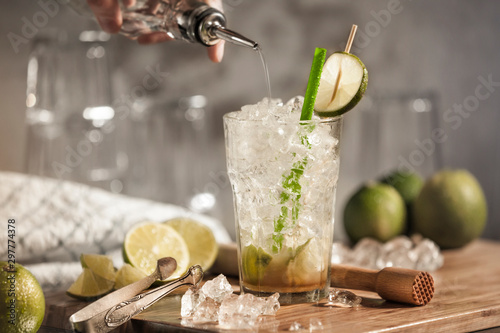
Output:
[331,264,435,306]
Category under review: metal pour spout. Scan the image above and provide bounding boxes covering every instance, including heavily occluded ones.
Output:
[212,26,258,49]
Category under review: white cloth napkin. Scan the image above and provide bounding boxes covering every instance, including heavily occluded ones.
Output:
[0,171,231,289]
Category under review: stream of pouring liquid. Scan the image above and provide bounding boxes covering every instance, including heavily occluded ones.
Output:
[255,45,272,100]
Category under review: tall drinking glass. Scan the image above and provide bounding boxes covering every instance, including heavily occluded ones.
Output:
[25,31,128,192]
[224,111,342,304]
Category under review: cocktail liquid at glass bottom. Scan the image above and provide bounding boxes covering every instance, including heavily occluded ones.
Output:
[241,249,330,293]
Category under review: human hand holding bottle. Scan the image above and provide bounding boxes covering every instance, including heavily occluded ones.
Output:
[86,0,225,62]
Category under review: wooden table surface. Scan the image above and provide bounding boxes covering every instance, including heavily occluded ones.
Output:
[41,240,500,332]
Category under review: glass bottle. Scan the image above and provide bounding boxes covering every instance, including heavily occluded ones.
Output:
[66,0,257,49]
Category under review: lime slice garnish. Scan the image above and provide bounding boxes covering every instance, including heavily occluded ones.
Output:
[123,222,190,280]
[163,218,218,272]
[241,244,273,285]
[114,263,148,290]
[66,268,114,301]
[314,51,368,117]
[80,254,117,281]
[300,47,327,121]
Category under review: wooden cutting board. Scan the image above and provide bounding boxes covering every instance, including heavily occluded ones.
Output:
[42,240,500,332]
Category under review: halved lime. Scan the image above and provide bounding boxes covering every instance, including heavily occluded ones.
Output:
[123,222,190,280]
[80,254,117,281]
[114,263,148,290]
[163,218,218,271]
[314,51,368,117]
[67,268,114,301]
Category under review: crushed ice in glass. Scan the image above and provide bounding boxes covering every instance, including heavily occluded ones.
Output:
[238,97,311,122]
[227,97,340,257]
[327,289,362,308]
[181,274,280,329]
[331,235,444,271]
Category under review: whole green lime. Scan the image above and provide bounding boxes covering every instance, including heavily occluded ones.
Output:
[343,182,406,244]
[0,262,45,333]
[380,170,424,205]
[413,169,487,249]
[381,170,424,234]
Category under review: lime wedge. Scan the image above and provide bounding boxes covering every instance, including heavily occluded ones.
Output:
[123,222,190,280]
[241,245,273,285]
[67,268,114,301]
[163,218,218,272]
[80,254,117,281]
[288,238,325,286]
[314,51,368,117]
[114,263,148,289]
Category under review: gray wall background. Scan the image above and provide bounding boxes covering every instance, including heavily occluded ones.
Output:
[1,0,499,241]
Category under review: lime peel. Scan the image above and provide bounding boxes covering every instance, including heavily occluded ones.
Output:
[300,47,327,121]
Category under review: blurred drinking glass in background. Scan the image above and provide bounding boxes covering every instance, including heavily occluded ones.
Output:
[24,31,231,232]
[130,96,228,223]
[25,30,128,193]
[335,92,442,240]
[373,92,442,177]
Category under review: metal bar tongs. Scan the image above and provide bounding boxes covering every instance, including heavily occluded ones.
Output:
[69,258,203,333]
